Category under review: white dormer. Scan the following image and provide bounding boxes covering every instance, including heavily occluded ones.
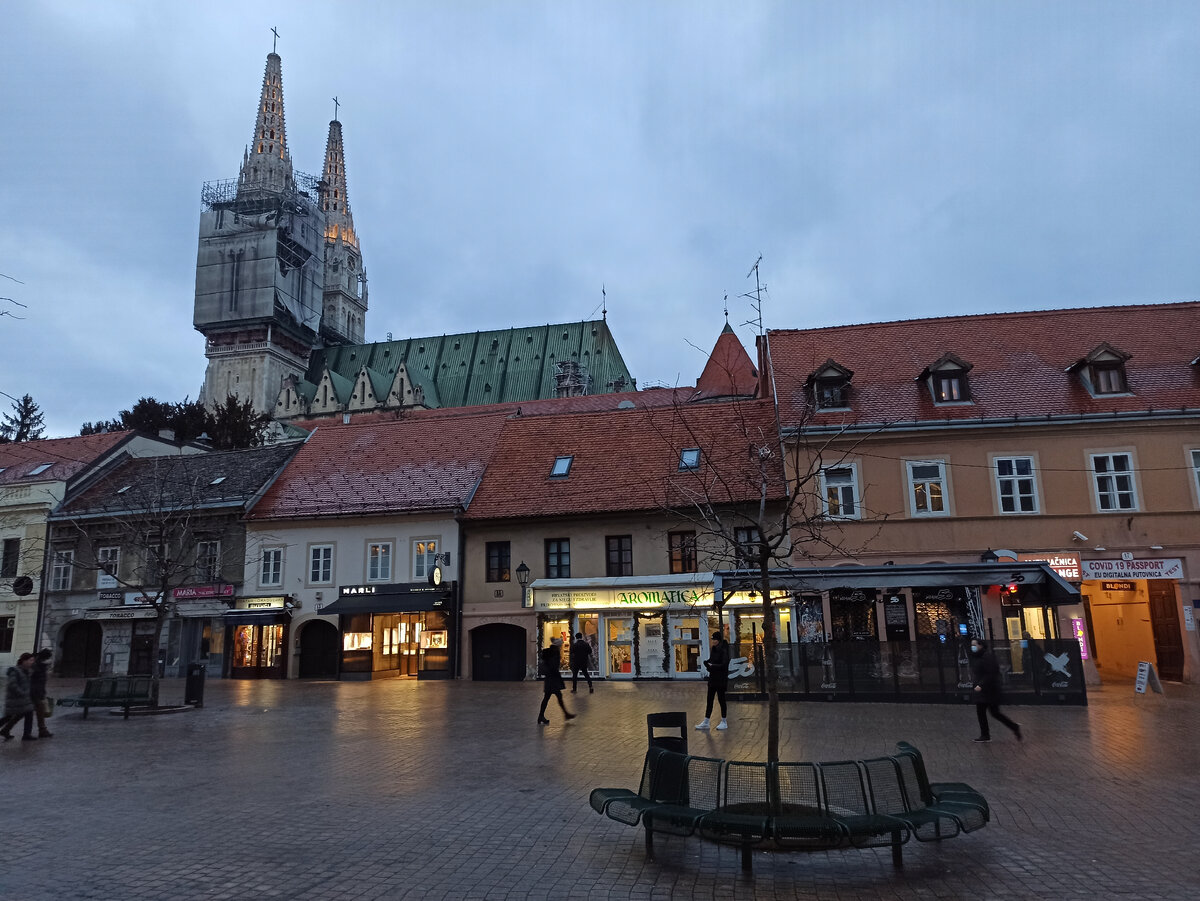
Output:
[917,353,973,405]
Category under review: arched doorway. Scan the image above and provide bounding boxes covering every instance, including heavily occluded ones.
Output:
[298,619,340,678]
[471,623,526,681]
[60,621,102,677]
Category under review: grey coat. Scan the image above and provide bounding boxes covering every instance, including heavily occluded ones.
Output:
[4,664,34,717]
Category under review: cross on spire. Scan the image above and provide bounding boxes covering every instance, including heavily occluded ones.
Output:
[333,96,340,122]
[271,26,280,54]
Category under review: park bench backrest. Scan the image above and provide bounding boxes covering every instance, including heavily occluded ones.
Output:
[649,749,691,804]
[724,760,771,807]
[83,678,113,700]
[683,755,724,811]
[819,761,873,816]
[891,752,931,811]
[894,742,934,806]
[861,756,907,817]
[773,762,825,812]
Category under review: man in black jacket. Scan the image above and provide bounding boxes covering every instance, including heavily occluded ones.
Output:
[696,631,730,731]
[971,639,1022,742]
[569,633,593,693]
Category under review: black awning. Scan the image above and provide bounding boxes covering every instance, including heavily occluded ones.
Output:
[223,609,291,625]
[318,590,453,616]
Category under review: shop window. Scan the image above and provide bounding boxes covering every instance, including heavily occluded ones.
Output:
[486,541,510,582]
[1091,452,1137,511]
[606,535,633,577]
[545,538,571,579]
[906,460,948,516]
[50,550,74,592]
[195,540,221,583]
[412,538,438,580]
[367,542,392,582]
[260,547,284,588]
[668,531,696,574]
[820,465,860,519]
[96,546,121,589]
[309,544,334,584]
[1,537,20,578]
[734,527,760,568]
[995,456,1039,514]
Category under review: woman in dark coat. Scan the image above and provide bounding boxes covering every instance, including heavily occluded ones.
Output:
[537,638,576,725]
[26,648,53,739]
[1,652,36,741]
[696,631,731,731]
[970,639,1022,742]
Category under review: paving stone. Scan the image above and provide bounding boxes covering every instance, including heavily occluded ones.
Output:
[1,677,1194,899]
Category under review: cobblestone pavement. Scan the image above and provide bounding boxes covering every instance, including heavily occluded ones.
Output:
[2,675,1196,900]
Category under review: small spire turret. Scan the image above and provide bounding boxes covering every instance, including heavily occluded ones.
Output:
[322,119,358,250]
[237,52,294,197]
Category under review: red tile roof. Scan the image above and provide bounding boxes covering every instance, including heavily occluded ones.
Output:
[694,324,759,399]
[0,432,132,486]
[248,410,511,519]
[464,400,786,520]
[768,302,1200,426]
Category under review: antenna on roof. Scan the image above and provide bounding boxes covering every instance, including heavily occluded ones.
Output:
[602,284,607,321]
[740,255,765,336]
[723,292,729,323]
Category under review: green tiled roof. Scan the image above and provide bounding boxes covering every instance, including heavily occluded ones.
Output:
[306,320,634,409]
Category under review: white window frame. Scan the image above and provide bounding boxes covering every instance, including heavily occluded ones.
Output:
[195,540,221,583]
[1090,452,1138,512]
[260,546,284,588]
[906,459,949,517]
[309,544,334,585]
[367,541,393,582]
[820,464,861,520]
[97,546,121,589]
[993,455,1040,515]
[51,550,74,592]
[412,538,439,580]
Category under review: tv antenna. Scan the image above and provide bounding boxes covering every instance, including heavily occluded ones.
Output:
[740,255,765,335]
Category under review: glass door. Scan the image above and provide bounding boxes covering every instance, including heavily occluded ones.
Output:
[637,615,667,678]
[606,616,633,678]
[669,614,704,678]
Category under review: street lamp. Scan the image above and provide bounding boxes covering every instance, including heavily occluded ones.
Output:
[980,548,999,563]
[516,561,531,608]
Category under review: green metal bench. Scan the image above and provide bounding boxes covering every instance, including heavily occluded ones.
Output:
[590,741,988,873]
[57,676,156,719]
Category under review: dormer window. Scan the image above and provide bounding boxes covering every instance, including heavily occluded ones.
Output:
[1067,343,1132,397]
[550,456,573,478]
[679,448,701,471]
[806,360,853,410]
[918,353,973,405]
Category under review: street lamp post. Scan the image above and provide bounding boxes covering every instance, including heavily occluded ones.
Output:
[516,561,531,608]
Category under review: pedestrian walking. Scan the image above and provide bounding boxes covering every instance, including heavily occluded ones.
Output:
[25,648,54,739]
[1,652,36,741]
[569,632,594,693]
[970,639,1022,743]
[537,638,576,726]
[696,630,730,731]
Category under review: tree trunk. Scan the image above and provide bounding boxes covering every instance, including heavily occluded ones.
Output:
[759,554,780,764]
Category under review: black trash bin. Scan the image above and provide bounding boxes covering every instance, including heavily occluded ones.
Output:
[647,711,688,754]
[185,663,206,708]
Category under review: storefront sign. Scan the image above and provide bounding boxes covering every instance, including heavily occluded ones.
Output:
[1183,604,1195,632]
[1080,559,1183,580]
[97,590,124,604]
[236,596,287,610]
[1019,552,1081,581]
[1134,661,1164,695]
[341,585,377,596]
[173,584,235,600]
[84,606,157,620]
[883,594,909,641]
[1101,581,1135,592]
[535,585,712,610]
[829,588,878,603]
[1070,618,1089,660]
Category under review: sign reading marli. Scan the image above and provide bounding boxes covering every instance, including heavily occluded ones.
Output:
[1018,552,1081,580]
[1080,559,1183,580]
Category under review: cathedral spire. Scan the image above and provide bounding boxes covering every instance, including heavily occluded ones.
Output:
[238,51,294,196]
[322,117,358,249]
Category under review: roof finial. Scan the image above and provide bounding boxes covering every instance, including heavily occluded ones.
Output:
[602,284,607,321]
[724,292,729,323]
[271,26,280,54]
[332,95,340,122]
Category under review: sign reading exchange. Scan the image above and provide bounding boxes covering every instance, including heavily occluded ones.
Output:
[1080,559,1183,581]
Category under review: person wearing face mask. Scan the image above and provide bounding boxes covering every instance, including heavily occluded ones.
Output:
[970,639,1022,743]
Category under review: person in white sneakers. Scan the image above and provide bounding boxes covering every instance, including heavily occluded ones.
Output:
[696,630,730,731]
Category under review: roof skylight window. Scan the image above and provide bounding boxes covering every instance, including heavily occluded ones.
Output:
[679,448,701,471]
[29,463,53,475]
[550,456,573,478]
[210,476,227,485]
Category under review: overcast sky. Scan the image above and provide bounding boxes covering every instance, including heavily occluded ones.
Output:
[2,1,1198,438]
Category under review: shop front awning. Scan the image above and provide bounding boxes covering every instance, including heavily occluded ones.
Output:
[317,588,454,616]
[223,608,292,625]
[83,605,158,621]
[715,563,1080,604]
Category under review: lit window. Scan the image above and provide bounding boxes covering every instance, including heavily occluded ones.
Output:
[1091,453,1137,511]
[550,456,573,478]
[668,531,696,574]
[821,466,860,519]
[933,372,968,403]
[995,457,1039,514]
[907,461,948,516]
[413,539,438,579]
[367,542,392,582]
[679,448,701,471]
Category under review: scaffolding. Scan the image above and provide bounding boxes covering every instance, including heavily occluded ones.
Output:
[554,360,592,397]
[201,171,324,216]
